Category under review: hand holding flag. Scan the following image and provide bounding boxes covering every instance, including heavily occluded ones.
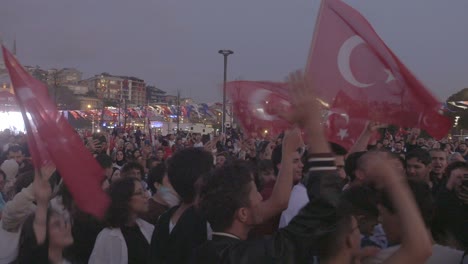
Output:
[2,46,109,219]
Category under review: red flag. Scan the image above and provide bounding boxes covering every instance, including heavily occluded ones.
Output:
[226,81,291,137]
[326,90,367,149]
[2,46,109,219]
[306,0,452,139]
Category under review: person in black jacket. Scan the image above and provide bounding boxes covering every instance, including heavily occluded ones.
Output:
[149,148,214,264]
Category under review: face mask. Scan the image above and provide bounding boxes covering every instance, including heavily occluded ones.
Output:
[158,186,181,207]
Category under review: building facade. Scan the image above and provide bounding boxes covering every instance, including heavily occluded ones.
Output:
[47,68,82,86]
[83,73,147,106]
[146,85,167,104]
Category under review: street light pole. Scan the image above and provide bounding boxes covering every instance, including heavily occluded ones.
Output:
[218,49,234,135]
[176,90,180,133]
[88,104,94,134]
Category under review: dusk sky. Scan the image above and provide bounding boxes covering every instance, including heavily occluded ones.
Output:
[1,0,467,103]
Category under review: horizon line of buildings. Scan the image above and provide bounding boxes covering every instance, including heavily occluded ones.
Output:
[1,62,194,110]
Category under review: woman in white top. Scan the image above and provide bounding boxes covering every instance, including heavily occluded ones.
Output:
[89,177,154,264]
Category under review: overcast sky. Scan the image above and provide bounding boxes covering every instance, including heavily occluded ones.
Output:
[1,0,467,102]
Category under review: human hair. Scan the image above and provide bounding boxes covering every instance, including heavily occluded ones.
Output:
[216,152,228,158]
[316,200,355,261]
[199,161,253,232]
[14,170,35,195]
[330,142,348,156]
[167,148,213,203]
[388,151,405,166]
[156,147,165,153]
[106,177,139,228]
[16,208,57,263]
[444,161,468,179]
[379,179,434,227]
[121,162,144,178]
[147,163,166,194]
[95,154,113,169]
[7,144,22,154]
[429,148,448,158]
[341,185,379,218]
[271,145,302,176]
[57,183,74,213]
[146,158,159,169]
[258,141,270,155]
[256,159,274,188]
[344,151,367,182]
[405,149,432,166]
[0,169,5,181]
[373,149,405,168]
[271,145,282,176]
[257,159,274,175]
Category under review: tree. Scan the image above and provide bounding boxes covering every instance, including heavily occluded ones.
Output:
[49,85,80,110]
[102,99,118,108]
[86,90,98,97]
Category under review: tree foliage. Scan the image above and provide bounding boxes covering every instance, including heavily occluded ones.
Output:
[48,85,81,110]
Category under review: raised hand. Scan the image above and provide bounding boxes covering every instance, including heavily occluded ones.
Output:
[278,70,320,128]
[357,151,404,188]
[32,163,56,245]
[33,164,56,204]
[366,121,387,133]
[282,128,303,154]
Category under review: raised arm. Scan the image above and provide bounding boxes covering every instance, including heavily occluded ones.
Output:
[273,71,343,262]
[32,165,56,245]
[360,152,432,264]
[348,121,385,154]
[257,128,302,220]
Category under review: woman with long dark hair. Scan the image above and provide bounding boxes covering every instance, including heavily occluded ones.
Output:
[15,166,73,264]
[89,177,153,264]
[113,150,127,170]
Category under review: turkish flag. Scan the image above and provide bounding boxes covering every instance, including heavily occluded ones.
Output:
[306,0,452,139]
[226,81,291,137]
[2,46,109,219]
[326,90,367,149]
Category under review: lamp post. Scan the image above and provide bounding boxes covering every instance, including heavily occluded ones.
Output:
[88,104,95,134]
[218,49,234,135]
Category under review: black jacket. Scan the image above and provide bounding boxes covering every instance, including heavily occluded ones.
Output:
[189,153,341,264]
[149,205,208,264]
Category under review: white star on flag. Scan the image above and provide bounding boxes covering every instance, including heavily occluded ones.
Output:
[337,129,349,140]
[384,69,396,84]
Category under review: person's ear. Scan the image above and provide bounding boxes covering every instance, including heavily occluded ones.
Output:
[236,207,249,223]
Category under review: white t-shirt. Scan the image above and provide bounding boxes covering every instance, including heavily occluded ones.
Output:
[363,244,464,264]
[279,183,309,228]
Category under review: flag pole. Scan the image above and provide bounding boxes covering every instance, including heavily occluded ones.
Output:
[304,0,325,74]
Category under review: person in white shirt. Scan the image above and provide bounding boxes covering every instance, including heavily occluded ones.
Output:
[363,179,463,264]
[278,143,347,228]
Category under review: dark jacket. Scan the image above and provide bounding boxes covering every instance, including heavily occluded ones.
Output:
[433,187,468,250]
[189,153,342,264]
[149,205,208,264]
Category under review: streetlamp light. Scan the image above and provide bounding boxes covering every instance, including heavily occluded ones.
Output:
[218,49,234,135]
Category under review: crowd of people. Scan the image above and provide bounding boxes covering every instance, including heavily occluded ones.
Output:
[0,73,466,263]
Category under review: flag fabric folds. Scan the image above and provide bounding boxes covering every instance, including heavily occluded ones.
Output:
[2,46,109,219]
[306,0,451,140]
